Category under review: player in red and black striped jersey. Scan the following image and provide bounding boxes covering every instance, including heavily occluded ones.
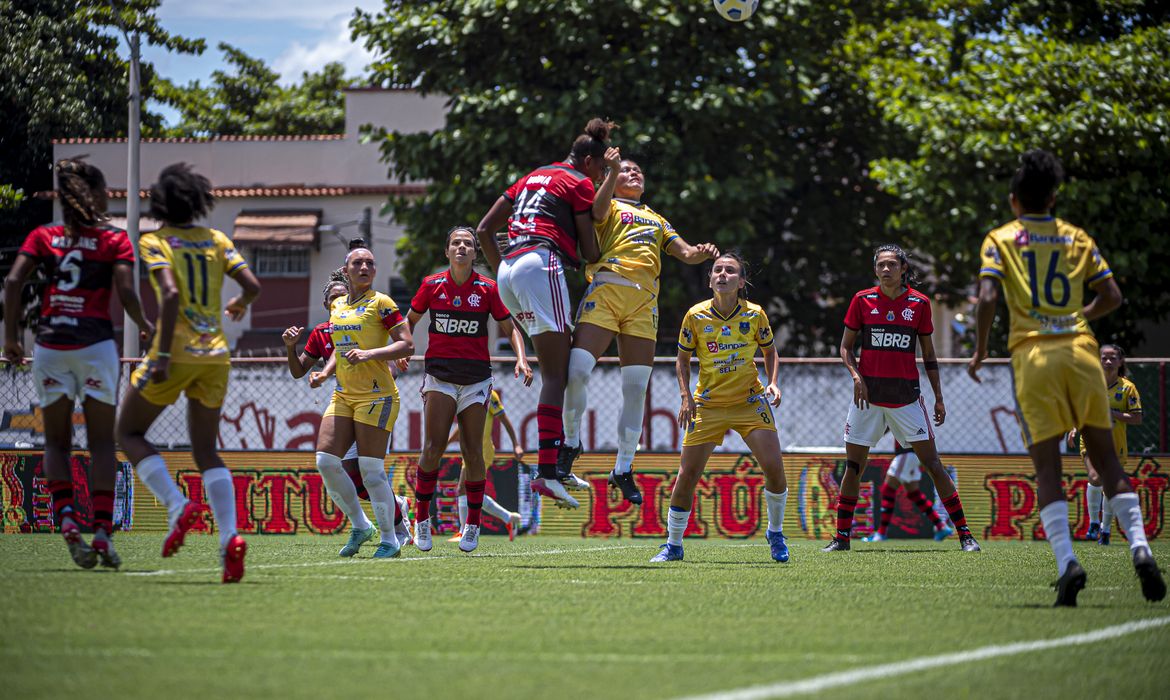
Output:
[3,158,152,570]
[403,227,532,552]
[823,244,980,553]
[475,118,612,507]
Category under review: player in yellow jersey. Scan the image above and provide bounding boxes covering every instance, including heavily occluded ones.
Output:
[1069,344,1142,545]
[562,147,718,504]
[650,253,790,563]
[969,150,1163,605]
[116,164,261,583]
[447,389,525,541]
[317,246,414,558]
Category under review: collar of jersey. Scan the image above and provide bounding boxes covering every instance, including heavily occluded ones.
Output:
[345,289,373,306]
[1019,215,1055,222]
[444,268,477,288]
[710,302,741,321]
[615,197,643,207]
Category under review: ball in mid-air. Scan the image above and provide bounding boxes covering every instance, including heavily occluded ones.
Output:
[712,0,759,22]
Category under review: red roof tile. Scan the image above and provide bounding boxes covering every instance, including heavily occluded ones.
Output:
[35,184,426,200]
[52,134,346,145]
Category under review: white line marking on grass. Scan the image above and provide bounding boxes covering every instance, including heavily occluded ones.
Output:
[674,615,1170,700]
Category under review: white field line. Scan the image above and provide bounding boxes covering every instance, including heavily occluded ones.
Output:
[674,615,1170,700]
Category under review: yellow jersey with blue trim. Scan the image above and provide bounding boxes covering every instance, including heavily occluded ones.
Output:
[979,216,1113,351]
[328,290,406,397]
[678,299,774,408]
[139,225,248,364]
[1079,376,1142,460]
[587,198,681,294]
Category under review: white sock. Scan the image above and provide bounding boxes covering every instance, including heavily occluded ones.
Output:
[482,494,510,523]
[562,348,597,449]
[764,488,788,534]
[358,456,398,546]
[316,452,372,531]
[457,495,468,529]
[200,467,237,548]
[667,506,689,546]
[1108,492,1149,551]
[614,365,651,474]
[1039,501,1077,575]
[1086,484,1103,524]
[134,454,186,518]
[1101,494,1114,533]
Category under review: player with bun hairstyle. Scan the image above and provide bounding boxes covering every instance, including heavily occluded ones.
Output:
[826,244,980,554]
[116,163,262,582]
[560,149,719,505]
[475,118,613,508]
[651,252,790,563]
[970,149,1164,605]
[4,157,152,569]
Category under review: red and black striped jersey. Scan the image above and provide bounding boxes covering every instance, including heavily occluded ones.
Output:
[17,223,135,350]
[502,162,595,269]
[411,270,511,384]
[303,321,333,360]
[844,286,934,407]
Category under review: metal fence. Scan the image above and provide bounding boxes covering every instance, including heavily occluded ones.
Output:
[2,357,1166,455]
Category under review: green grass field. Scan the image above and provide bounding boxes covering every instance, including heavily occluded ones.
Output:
[2,533,1167,699]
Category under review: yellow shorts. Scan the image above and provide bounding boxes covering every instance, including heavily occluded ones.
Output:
[575,278,658,340]
[130,361,230,408]
[683,395,776,446]
[324,391,400,431]
[1011,334,1111,446]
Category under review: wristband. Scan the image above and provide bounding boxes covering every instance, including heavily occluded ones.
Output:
[923,360,939,371]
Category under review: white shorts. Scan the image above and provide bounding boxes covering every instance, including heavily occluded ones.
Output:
[421,374,493,415]
[496,247,573,336]
[844,397,934,447]
[887,451,922,482]
[32,340,120,406]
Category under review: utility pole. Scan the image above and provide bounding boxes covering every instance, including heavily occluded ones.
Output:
[359,206,372,254]
[123,30,141,357]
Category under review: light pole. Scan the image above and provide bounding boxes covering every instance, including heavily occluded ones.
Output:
[108,2,141,356]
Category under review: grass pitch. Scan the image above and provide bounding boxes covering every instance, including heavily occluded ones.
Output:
[2,533,1167,699]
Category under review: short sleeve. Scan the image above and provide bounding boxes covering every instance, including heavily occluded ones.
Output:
[113,232,135,264]
[918,297,934,335]
[659,214,680,250]
[219,233,248,275]
[1127,383,1142,412]
[1085,239,1113,287]
[488,284,511,321]
[979,233,1005,280]
[843,294,862,331]
[410,282,432,315]
[303,328,327,360]
[139,234,171,270]
[17,228,47,258]
[678,312,696,351]
[567,176,595,214]
[503,176,522,203]
[757,313,774,348]
[379,296,406,331]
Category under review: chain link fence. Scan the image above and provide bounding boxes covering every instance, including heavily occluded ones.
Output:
[2,357,1166,455]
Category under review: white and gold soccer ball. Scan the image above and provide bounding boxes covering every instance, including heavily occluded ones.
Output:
[712,0,759,22]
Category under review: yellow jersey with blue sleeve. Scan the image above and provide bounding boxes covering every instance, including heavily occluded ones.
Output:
[979,216,1113,351]
[587,198,680,293]
[1079,376,1142,464]
[678,299,774,408]
[138,225,247,365]
[482,389,506,465]
[328,290,405,398]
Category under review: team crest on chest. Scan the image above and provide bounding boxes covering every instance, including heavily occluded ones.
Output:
[453,297,462,307]
[468,293,481,307]
[902,308,914,321]
[886,310,895,322]
[739,321,751,334]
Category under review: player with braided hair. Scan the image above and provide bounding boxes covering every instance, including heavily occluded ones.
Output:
[4,157,153,569]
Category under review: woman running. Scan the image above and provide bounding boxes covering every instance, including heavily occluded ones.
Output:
[826,244,979,553]
[562,148,719,505]
[475,118,614,508]
[115,163,261,583]
[404,226,531,552]
[651,253,790,563]
[4,157,152,569]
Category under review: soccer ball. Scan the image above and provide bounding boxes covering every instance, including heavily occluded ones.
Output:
[712,0,759,22]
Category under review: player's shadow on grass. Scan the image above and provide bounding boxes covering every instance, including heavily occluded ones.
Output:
[22,568,120,574]
[850,548,953,554]
[508,564,672,571]
[150,580,267,586]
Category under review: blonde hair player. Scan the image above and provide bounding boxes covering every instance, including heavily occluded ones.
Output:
[650,253,790,563]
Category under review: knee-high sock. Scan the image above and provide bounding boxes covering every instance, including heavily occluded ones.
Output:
[201,467,237,548]
[877,482,897,536]
[358,456,398,546]
[764,488,788,534]
[615,365,651,474]
[135,454,186,520]
[563,348,596,449]
[1086,484,1104,525]
[482,494,511,523]
[835,495,858,540]
[941,492,970,534]
[415,467,439,521]
[92,490,114,537]
[667,506,689,546]
[457,495,468,529]
[1108,492,1149,550]
[46,480,75,526]
[465,479,486,527]
[1039,500,1076,575]
[907,489,943,528]
[1100,491,1114,533]
[347,469,370,501]
[316,452,372,531]
[536,404,563,479]
[933,466,956,525]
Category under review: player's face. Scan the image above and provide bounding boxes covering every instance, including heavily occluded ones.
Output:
[616,161,644,197]
[874,251,905,286]
[1100,346,1121,375]
[709,256,745,295]
[345,249,376,289]
[446,231,476,266]
[323,284,346,311]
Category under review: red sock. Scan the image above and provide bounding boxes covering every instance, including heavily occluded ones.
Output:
[414,468,439,521]
[878,483,897,535]
[465,479,486,527]
[941,492,970,534]
[907,489,943,528]
[347,471,369,501]
[835,495,858,540]
[536,404,563,480]
[92,489,115,536]
[46,480,74,526]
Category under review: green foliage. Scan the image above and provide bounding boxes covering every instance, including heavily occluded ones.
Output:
[0,185,23,211]
[157,44,356,137]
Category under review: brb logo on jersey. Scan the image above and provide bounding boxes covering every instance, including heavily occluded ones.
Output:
[432,311,482,336]
[869,327,913,349]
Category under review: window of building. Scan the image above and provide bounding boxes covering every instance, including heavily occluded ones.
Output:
[250,247,310,277]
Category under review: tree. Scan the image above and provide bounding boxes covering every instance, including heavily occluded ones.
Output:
[156,44,357,137]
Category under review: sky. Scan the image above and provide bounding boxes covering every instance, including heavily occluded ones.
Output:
[136,0,385,124]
